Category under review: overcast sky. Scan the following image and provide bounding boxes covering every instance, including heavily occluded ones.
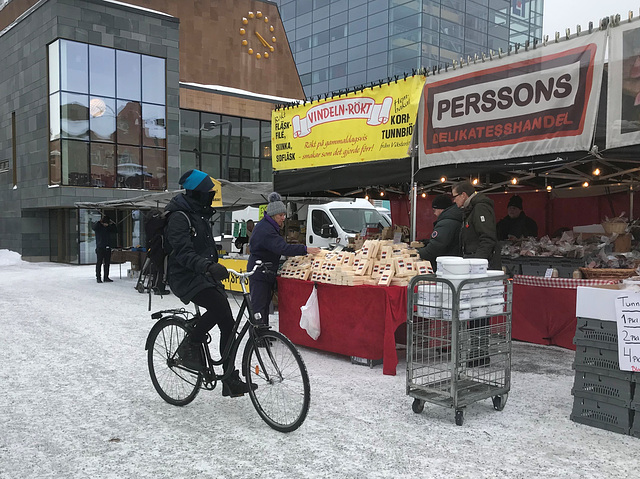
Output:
[543,0,640,36]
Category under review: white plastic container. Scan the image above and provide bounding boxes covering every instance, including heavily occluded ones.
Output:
[468,258,488,274]
[438,257,471,275]
[470,306,488,318]
[487,303,504,315]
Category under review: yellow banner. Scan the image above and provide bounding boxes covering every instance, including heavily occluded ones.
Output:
[210,177,222,208]
[272,75,425,171]
[218,258,249,292]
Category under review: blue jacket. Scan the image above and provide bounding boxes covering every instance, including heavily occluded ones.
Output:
[247,215,307,282]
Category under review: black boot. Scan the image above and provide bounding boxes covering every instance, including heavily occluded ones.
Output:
[175,338,204,371]
[222,370,257,397]
[96,277,102,283]
[104,277,113,282]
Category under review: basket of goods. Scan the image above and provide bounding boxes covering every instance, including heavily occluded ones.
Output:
[601,216,628,235]
[579,267,637,280]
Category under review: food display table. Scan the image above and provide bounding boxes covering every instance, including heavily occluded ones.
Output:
[512,275,620,350]
[110,249,144,277]
[277,277,407,375]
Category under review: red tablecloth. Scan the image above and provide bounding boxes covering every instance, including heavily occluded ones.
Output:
[277,277,407,375]
[512,275,620,350]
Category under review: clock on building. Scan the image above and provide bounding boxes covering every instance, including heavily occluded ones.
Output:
[239,11,276,60]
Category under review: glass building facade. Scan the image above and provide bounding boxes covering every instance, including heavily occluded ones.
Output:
[48,39,167,190]
[274,0,543,97]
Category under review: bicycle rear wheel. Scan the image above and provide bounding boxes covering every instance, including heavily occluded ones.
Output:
[147,317,202,406]
[244,330,311,432]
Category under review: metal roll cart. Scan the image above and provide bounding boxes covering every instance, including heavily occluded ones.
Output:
[406,274,512,425]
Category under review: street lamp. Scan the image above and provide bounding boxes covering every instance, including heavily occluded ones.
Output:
[201,120,232,180]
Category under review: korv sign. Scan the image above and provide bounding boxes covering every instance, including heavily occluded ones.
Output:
[418,31,606,168]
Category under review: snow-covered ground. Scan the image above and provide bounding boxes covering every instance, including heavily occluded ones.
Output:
[0,249,636,478]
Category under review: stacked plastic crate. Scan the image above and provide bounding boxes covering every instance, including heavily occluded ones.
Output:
[571,317,640,436]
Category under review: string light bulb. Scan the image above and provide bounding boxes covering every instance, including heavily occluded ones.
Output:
[379,190,385,197]
[472,178,479,185]
[364,194,369,200]
[440,177,446,183]
[582,181,589,187]
[593,167,601,176]
[421,192,427,198]
[546,185,552,191]
[511,177,518,185]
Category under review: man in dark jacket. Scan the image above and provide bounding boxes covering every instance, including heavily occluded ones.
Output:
[451,180,501,271]
[92,215,117,283]
[451,180,500,368]
[165,169,253,397]
[248,192,321,327]
[417,194,462,271]
[496,195,538,240]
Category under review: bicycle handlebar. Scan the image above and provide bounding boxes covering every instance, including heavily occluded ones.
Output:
[227,260,270,279]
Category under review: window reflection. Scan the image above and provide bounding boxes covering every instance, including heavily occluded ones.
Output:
[61,93,89,140]
[89,45,115,97]
[116,50,141,101]
[142,55,165,104]
[142,104,166,148]
[143,148,166,190]
[91,143,116,187]
[117,145,142,188]
[89,97,116,142]
[117,100,141,145]
[49,39,166,190]
[62,140,89,186]
[61,40,87,93]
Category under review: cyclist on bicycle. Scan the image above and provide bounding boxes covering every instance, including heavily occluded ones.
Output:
[165,169,255,397]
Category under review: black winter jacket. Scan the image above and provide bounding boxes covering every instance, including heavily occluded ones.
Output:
[460,193,502,270]
[164,193,224,303]
[417,205,462,270]
[93,221,116,248]
[247,215,307,283]
[496,211,538,240]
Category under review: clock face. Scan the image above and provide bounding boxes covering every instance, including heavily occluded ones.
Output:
[239,11,277,60]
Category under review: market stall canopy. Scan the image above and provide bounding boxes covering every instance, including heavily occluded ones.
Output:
[75,180,274,211]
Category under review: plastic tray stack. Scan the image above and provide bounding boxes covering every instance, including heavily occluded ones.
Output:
[571,317,640,436]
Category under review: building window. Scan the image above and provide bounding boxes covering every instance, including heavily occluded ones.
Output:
[48,39,167,190]
[179,110,272,182]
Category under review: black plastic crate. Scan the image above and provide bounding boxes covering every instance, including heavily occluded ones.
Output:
[573,345,635,382]
[570,396,633,435]
[571,371,635,407]
[573,317,619,350]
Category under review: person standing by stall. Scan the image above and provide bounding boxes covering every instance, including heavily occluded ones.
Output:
[496,195,538,240]
[451,180,501,270]
[451,180,500,367]
[164,169,253,397]
[417,194,462,271]
[93,214,117,283]
[248,192,321,327]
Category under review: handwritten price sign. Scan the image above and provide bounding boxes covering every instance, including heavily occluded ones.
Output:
[615,293,640,371]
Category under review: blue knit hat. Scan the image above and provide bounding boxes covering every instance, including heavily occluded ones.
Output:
[179,169,214,192]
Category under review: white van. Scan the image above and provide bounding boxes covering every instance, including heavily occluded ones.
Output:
[305,199,392,249]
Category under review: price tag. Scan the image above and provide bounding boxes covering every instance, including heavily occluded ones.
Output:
[544,268,554,278]
[614,293,640,371]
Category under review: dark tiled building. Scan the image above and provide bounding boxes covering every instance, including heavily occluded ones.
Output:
[0,0,303,262]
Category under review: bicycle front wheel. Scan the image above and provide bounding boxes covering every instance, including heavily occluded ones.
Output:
[244,331,311,432]
[147,317,202,406]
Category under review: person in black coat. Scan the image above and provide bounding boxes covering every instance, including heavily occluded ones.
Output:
[496,195,538,240]
[417,194,462,271]
[164,169,252,397]
[92,215,117,283]
[247,192,321,326]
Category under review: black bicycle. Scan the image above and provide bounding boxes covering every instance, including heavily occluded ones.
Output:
[145,262,311,432]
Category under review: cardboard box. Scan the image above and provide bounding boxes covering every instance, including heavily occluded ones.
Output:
[575,284,626,321]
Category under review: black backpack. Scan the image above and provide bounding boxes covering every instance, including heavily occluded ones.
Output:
[135,209,192,309]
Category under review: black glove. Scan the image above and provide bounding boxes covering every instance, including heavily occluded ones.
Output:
[207,262,229,281]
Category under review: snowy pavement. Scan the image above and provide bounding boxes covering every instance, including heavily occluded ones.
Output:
[0,250,636,478]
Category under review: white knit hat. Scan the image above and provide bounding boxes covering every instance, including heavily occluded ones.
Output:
[266,192,286,216]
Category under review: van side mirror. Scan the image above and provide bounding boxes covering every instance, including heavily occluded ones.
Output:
[320,224,338,238]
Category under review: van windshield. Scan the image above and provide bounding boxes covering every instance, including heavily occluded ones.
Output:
[328,207,391,233]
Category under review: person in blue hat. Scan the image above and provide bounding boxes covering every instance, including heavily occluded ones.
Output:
[164,169,254,397]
